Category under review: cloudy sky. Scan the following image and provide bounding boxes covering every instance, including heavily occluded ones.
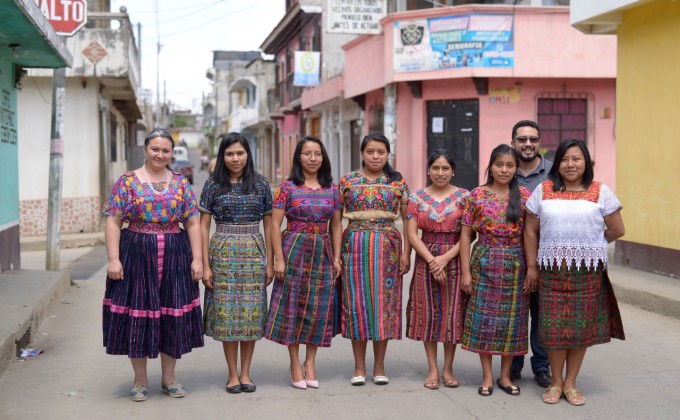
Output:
[110,0,285,111]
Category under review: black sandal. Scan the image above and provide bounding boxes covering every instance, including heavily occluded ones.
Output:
[496,378,521,396]
[478,386,493,396]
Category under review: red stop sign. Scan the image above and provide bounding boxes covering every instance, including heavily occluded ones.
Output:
[38,0,88,36]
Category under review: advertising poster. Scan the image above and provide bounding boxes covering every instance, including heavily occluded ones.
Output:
[394,14,514,73]
[327,0,386,34]
[294,51,321,86]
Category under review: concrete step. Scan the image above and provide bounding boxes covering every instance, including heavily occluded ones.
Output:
[0,270,72,379]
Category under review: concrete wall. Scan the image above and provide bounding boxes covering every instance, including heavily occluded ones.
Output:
[616,0,680,252]
[18,78,102,236]
[394,77,617,191]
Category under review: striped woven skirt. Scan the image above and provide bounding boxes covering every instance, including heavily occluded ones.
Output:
[265,222,338,347]
[406,231,467,344]
[462,238,528,356]
[539,262,625,349]
[204,223,268,342]
[102,223,204,359]
[340,220,403,341]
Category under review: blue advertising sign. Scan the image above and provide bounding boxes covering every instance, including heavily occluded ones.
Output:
[393,14,514,73]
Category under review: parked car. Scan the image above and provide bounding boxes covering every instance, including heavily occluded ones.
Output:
[171,159,194,184]
[173,146,189,161]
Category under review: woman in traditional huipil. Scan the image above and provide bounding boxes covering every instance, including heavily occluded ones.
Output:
[265,136,343,390]
[460,144,533,397]
[338,132,411,386]
[103,129,204,402]
[524,139,625,406]
[199,133,273,394]
[405,149,469,390]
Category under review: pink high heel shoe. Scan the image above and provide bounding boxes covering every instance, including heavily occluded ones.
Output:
[304,367,319,389]
[290,366,307,389]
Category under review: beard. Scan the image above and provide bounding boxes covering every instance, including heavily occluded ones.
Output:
[519,151,538,162]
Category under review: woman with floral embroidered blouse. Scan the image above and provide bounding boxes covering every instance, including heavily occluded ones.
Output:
[406,149,469,390]
[338,132,411,386]
[460,144,532,398]
[103,129,204,402]
[524,139,625,406]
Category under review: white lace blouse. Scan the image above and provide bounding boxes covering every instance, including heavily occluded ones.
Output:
[526,181,622,270]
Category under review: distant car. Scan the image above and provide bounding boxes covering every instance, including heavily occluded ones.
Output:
[172,159,194,184]
[173,146,189,161]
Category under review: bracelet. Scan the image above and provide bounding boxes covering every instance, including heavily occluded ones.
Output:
[334,259,342,264]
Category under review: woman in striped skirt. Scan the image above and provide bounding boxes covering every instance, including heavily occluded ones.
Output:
[199,133,273,394]
[405,149,469,389]
[338,132,411,386]
[103,129,204,402]
[460,144,532,397]
[265,136,343,389]
[524,139,625,406]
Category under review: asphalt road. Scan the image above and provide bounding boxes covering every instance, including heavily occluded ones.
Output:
[1,243,679,419]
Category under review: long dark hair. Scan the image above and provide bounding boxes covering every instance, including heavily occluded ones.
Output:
[289,136,333,187]
[360,132,402,182]
[426,149,456,187]
[483,144,521,224]
[213,132,259,194]
[548,138,594,192]
[144,128,175,170]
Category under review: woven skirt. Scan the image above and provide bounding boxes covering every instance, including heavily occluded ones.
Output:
[204,223,268,341]
[102,226,204,359]
[340,221,403,341]
[462,242,528,356]
[406,231,467,344]
[539,262,625,349]
[265,227,338,347]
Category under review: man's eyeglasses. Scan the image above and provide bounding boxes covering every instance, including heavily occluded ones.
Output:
[514,136,540,144]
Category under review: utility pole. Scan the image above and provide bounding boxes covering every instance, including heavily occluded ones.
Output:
[45,68,66,271]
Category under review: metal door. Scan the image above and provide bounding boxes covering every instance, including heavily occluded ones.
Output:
[426,99,479,191]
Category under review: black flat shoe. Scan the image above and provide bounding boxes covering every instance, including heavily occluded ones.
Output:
[496,378,521,396]
[534,371,552,388]
[478,386,493,396]
[226,382,242,394]
[240,382,256,393]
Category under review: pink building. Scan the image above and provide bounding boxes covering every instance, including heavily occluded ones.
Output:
[305,5,617,191]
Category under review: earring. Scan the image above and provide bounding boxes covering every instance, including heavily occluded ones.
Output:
[427,172,430,175]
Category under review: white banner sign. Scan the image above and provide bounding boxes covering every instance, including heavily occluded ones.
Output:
[327,0,386,34]
[293,51,321,87]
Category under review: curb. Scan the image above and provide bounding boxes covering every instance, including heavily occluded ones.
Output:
[0,270,72,379]
[20,233,105,252]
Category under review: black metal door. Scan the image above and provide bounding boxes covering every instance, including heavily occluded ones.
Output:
[426,99,479,191]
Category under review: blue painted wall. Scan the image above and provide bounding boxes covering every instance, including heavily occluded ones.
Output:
[0,58,19,227]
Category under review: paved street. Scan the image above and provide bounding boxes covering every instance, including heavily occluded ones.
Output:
[0,244,679,420]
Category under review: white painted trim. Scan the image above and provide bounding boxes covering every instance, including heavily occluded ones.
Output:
[0,220,20,231]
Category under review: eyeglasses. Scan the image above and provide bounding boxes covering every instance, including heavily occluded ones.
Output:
[514,136,540,144]
[300,152,323,159]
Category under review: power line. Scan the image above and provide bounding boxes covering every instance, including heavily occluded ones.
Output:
[141,3,263,44]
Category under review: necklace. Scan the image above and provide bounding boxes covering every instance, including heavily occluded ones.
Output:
[142,166,171,194]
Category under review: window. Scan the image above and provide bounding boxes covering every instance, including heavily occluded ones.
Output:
[537,98,587,158]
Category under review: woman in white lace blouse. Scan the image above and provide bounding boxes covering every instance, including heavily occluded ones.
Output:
[524,139,625,406]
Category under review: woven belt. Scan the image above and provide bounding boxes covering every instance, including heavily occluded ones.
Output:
[347,220,395,232]
[421,230,458,244]
[215,223,260,234]
[127,222,180,234]
[287,221,328,234]
[477,234,522,249]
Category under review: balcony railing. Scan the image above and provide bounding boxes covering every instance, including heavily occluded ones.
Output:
[28,12,141,100]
